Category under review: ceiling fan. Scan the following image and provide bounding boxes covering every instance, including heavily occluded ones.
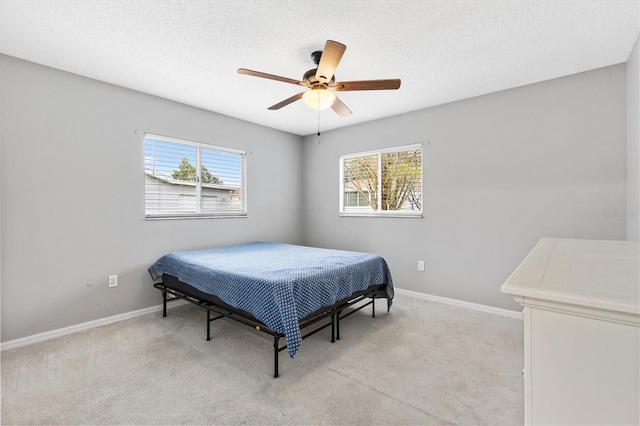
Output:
[238,40,401,117]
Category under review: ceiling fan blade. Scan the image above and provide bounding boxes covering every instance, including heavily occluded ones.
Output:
[267,92,305,110]
[331,95,352,117]
[333,79,401,91]
[315,40,346,83]
[238,68,307,86]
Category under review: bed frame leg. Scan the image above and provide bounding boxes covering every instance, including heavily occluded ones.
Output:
[206,310,211,341]
[372,297,376,318]
[162,288,167,318]
[273,336,280,378]
[331,313,336,343]
[336,310,341,341]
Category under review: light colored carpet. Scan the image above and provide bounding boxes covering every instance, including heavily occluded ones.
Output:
[1,292,523,425]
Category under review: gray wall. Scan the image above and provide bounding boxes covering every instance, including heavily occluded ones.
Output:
[301,65,628,310]
[0,55,303,342]
[628,35,640,242]
[0,54,631,342]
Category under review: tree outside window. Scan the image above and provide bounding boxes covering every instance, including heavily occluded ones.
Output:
[172,157,222,184]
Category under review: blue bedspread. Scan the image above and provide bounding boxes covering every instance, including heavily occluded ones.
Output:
[148,242,393,357]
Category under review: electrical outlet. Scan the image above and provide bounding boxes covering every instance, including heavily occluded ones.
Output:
[418,260,425,272]
[108,274,118,287]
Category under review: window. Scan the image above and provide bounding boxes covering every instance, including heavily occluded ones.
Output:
[144,133,246,219]
[340,143,422,217]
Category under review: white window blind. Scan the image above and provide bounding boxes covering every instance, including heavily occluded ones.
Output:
[340,144,422,217]
[144,133,247,219]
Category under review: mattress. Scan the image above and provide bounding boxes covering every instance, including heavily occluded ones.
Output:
[148,242,394,357]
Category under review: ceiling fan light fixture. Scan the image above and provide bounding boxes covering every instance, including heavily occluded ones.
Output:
[302,89,335,110]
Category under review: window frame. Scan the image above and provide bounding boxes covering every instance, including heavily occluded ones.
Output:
[339,143,423,218]
[144,133,247,220]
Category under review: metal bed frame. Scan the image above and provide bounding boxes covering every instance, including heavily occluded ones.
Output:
[154,277,387,378]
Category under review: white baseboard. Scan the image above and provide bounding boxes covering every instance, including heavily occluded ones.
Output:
[2,289,521,352]
[1,299,189,352]
[395,288,523,320]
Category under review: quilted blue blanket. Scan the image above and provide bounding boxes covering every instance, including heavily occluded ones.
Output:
[149,242,393,357]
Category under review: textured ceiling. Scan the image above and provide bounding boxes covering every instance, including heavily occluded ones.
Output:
[1,0,638,136]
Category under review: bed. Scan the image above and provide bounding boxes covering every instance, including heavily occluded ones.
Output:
[148,241,394,377]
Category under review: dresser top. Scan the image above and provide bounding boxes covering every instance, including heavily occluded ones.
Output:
[501,238,639,315]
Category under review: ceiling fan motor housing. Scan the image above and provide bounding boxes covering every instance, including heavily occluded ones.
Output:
[304,49,336,86]
[303,68,335,87]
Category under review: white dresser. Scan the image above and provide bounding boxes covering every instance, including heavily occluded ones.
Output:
[501,238,639,426]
